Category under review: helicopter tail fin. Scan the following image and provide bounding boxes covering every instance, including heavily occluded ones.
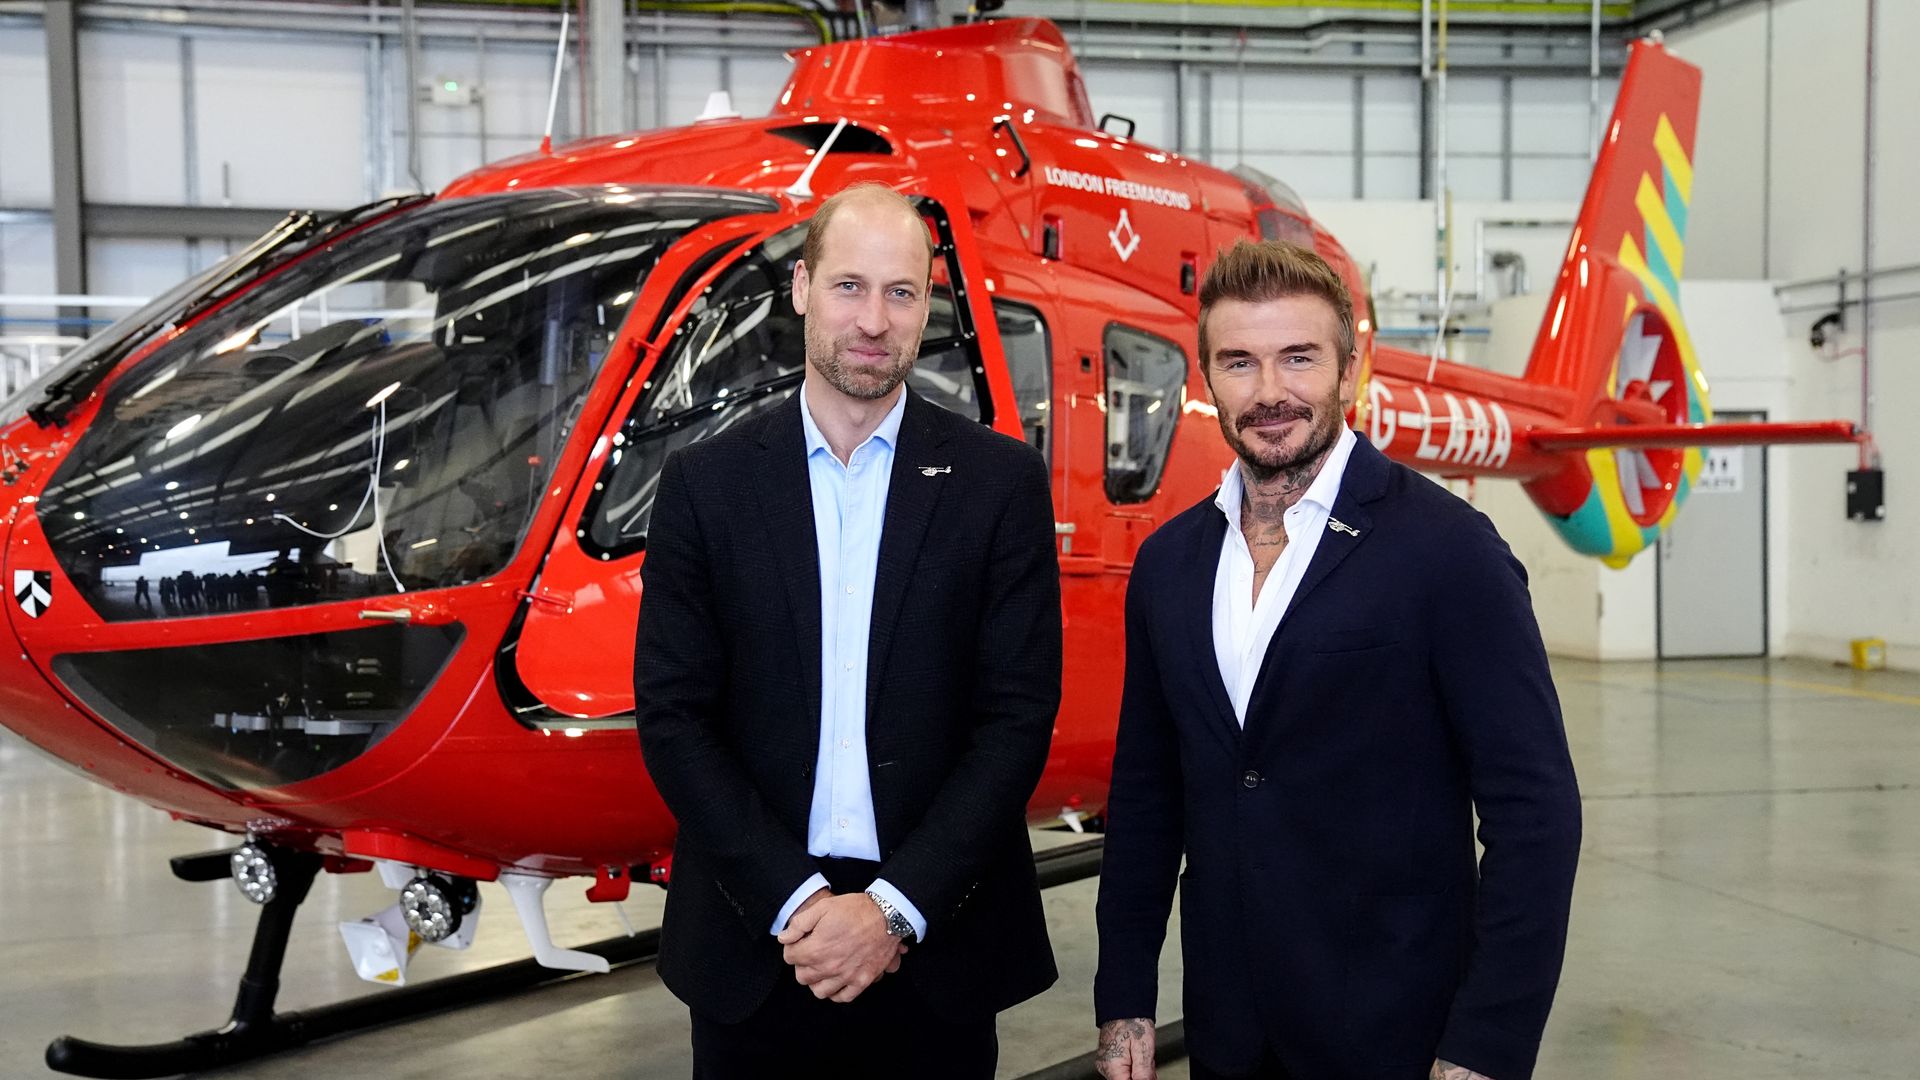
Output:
[1515,38,1711,567]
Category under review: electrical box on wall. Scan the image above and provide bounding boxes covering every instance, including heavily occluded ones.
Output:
[1846,469,1885,521]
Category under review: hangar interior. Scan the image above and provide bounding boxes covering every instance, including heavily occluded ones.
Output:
[0,1,1916,1078]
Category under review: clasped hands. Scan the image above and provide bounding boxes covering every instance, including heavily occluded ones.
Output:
[776,887,908,1003]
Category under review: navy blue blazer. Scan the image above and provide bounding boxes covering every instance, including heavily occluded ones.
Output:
[1094,434,1581,1080]
[636,391,1061,1025]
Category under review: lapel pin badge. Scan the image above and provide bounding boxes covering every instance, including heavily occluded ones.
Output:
[1328,517,1360,537]
[919,465,951,477]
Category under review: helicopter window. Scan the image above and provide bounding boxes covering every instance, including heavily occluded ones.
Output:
[583,225,810,558]
[994,300,1051,459]
[1103,323,1186,504]
[33,188,776,621]
[52,623,463,791]
[768,123,895,156]
[582,221,984,555]
[1256,209,1317,250]
[911,268,980,420]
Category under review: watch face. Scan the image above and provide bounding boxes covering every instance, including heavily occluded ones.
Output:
[866,891,914,940]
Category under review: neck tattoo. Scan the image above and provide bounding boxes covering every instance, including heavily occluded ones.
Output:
[1238,444,1334,556]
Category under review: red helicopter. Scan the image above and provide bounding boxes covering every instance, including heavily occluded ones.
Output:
[0,16,1853,1076]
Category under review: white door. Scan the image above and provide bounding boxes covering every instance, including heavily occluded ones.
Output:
[1656,412,1767,658]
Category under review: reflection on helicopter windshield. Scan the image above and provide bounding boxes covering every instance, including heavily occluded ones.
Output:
[36,187,778,621]
[581,218,986,555]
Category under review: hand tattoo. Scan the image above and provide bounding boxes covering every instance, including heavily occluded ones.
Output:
[1431,1059,1494,1080]
[1096,1017,1151,1061]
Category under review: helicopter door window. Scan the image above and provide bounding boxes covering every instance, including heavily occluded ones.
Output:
[583,224,809,556]
[1103,323,1187,504]
[582,218,988,556]
[906,263,981,420]
[993,300,1051,460]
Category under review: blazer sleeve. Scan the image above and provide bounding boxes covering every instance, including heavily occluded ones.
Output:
[634,450,819,930]
[1429,511,1583,1080]
[1092,556,1186,1025]
[874,448,1062,928]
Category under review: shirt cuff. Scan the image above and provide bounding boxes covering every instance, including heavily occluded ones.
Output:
[865,877,928,943]
[770,873,830,936]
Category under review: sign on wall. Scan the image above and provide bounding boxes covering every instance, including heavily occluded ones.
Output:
[1696,446,1744,494]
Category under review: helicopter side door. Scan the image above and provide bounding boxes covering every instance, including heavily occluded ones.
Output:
[508,192,1012,725]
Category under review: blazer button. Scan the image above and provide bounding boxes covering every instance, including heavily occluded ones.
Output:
[1242,770,1262,789]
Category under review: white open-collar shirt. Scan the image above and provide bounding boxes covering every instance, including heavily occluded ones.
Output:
[1211,425,1359,724]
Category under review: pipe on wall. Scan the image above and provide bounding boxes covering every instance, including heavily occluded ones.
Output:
[1858,0,1876,469]
[1432,0,1450,316]
[402,0,424,190]
[1588,0,1601,159]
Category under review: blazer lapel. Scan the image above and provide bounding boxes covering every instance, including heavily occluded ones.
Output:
[866,392,951,712]
[1242,434,1389,744]
[1273,433,1387,636]
[751,394,824,723]
[1186,505,1246,753]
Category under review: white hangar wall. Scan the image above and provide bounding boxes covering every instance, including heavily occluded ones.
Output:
[1076,61,1611,204]
[0,18,802,296]
[0,23,55,299]
[1665,0,1917,669]
[0,11,1615,296]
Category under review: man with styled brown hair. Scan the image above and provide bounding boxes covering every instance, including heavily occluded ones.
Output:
[636,182,1060,1077]
[1092,239,1581,1080]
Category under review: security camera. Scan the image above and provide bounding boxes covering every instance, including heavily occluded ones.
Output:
[1809,311,1843,349]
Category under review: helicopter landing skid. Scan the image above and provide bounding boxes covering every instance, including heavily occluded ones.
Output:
[41,838,1105,1079]
[43,847,660,1079]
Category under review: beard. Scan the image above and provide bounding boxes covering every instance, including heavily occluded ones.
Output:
[805,319,918,402]
[1219,394,1344,484]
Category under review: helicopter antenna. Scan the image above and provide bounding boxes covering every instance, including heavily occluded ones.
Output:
[785,117,849,201]
[540,9,571,155]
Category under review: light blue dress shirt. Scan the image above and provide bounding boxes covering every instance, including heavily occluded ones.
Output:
[769,386,929,942]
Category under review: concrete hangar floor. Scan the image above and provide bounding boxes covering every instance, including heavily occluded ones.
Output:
[1,656,1916,1079]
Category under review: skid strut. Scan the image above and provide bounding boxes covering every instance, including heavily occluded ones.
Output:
[46,847,323,1079]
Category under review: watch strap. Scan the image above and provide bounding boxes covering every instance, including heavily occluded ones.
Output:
[865,889,918,942]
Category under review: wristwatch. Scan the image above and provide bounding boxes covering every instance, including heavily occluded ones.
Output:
[865,890,919,943]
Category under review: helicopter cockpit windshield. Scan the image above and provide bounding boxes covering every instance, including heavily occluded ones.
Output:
[34,187,777,622]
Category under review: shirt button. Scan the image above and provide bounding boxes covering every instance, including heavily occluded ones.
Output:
[1242,770,1263,789]
[844,661,855,670]
[838,818,849,828]
[846,585,855,595]
[840,739,850,749]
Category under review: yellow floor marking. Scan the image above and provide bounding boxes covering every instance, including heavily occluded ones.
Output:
[1697,670,1920,709]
